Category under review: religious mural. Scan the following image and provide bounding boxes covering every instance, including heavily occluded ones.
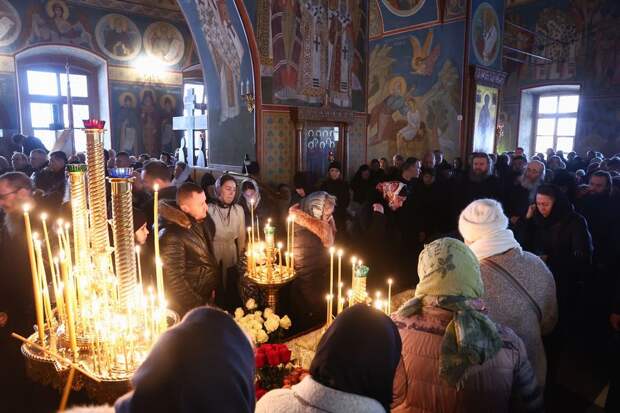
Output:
[445,0,465,20]
[29,0,94,48]
[469,0,503,70]
[381,0,426,17]
[502,0,620,155]
[95,13,142,61]
[0,0,20,47]
[143,21,185,66]
[111,83,182,154]
[256,0,366,110]
[367,21,465,161]
[472,84,498,153]
[193,0,244,123]
[0,73,18,134]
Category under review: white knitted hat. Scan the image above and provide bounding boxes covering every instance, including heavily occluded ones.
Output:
[458,199,508,243]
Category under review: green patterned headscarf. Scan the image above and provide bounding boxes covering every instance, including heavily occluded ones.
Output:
[399,238,502,388]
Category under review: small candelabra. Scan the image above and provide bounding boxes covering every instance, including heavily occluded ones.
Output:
[245,204,296,312]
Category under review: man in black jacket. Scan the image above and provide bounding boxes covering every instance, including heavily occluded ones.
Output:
[159,182,219,317]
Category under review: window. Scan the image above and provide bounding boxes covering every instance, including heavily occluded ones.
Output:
[183,82,207,160]
[534,94,579,154]
[19,64,98,152]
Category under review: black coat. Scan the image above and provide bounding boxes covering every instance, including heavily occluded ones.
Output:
[320,178,350,231]
[576,194,620,271]
[503,182,532,220]
[288,214,330,334]
[159,201,220,317]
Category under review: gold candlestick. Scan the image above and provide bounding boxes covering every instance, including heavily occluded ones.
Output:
[108,168,137,307]
[67,164,89,276]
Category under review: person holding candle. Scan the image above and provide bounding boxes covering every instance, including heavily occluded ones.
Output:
[140,160,177,229]
[209,175,246,310]
[238,178,274,232]
[391,238,543,412]
[320,161,350,237]
[159,183,220,317]
[286,191,336,334]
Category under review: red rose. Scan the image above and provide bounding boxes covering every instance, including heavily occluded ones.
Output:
[266,350,281,366]
[278,347,292,364]
[255,352,266,369]
[255,387,267,400]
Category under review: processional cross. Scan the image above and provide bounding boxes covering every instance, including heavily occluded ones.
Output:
[173,88,208,167]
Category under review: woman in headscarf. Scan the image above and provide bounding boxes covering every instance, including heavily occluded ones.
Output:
[171,161,193,187]
[66,307,255,413]
[459,199,558,387]
[286,191,336,333]
[238,177,273,230]
[514,184,592,336]
[392,238,543,413]
[320,161,350,236]
[209,174,246,310]
[256,304,401,413]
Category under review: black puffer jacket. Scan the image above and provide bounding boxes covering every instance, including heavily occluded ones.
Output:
[159,200,220,317]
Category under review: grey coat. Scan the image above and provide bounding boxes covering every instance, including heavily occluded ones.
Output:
[256,376,385,413]
[480,247,558,386]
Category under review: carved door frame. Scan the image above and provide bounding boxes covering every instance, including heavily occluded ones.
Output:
[292,107,354,178]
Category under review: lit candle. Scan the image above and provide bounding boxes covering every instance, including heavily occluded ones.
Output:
[52,257,66,324]
[153,184,164,302]
[60,253,78,358]
[337,249,343,313]
[250,199,255,247]
[135,246,143,288]
[325,294,331,325]
[34,239,53,335]
[290,216,295,268]
[387,278,393,315]
[347,289,353,307]
[350,256,357,290]
[329,247,335,320]
[23,204,45,345]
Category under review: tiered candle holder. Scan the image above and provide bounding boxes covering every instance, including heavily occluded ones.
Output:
[16,120,178,404]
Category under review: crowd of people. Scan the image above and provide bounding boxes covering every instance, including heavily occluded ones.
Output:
[1,132,620,412]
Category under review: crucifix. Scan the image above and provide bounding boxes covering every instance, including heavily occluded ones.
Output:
[173,88,208,167]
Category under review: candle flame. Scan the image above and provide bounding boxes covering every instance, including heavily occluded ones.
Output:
[351,256,357,264]
[22,203,31,213]
[32,232,39,240]
[337,249,343,257]
[329,246,335,254]
[135,245,141,254]
[153,183,160,191]
[277,242,283,249]
[40,212,48,220]
[388,278,393,285]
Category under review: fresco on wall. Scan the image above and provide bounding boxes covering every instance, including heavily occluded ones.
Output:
[256,0,366,110]
[0,73,18,134]
[29,0,94,48]
[469,0,503,70]
[381,0,426,17]
[445,0,466,19]
[95,14,142,61]
[144,21,185,66]
[110,83,182,154]
[378,0,438,32]
[472,84,498,153]
[367,21,464,161]
[0,0,21,47]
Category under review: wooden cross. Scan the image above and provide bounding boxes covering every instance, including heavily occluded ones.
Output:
[173,88,208,167]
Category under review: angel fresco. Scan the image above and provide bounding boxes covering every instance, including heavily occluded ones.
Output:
[29,0,93,48]
[410,31,440,76]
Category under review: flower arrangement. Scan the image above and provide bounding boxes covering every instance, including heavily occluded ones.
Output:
[254,343,308,400]
[234,299,292,345]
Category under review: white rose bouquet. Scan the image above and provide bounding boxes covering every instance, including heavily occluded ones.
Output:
[234,299,292,345]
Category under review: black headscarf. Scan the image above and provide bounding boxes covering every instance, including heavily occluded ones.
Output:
[534,184,573,227]
[115,307,255,413]
[309,304,402,411]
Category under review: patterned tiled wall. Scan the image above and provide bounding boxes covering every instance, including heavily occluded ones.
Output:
[261,111,295,185]
[348,115,368,177]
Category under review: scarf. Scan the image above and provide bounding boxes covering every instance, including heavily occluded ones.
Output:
[467,229,520,260]
[310,304,401,411]
[398,238,502,388]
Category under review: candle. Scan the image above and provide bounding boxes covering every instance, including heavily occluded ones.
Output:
[329,247,335,320]
[23,205,46,345]
[153,184,164,302]
[52,257,66,324]
[135,246,143,288]
[35,240,53,334]
[350,256,357,289]
[250,199,255,247]
[60,254,78,358]
[337,249,343,313]
[387,278,393,315]
[325,294,331,325]
[290,216,295,268]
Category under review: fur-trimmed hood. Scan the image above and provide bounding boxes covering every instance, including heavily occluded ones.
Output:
[159,199,191,229]
[290,205,335,248]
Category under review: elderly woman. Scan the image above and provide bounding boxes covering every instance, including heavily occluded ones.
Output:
[459,199,558,386]
[392,238,543,412]
[286,191,337,333]
[209,175,246,309]
[257,304,401,413]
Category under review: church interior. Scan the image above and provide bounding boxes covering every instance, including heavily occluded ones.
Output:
[1,0,620,412]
